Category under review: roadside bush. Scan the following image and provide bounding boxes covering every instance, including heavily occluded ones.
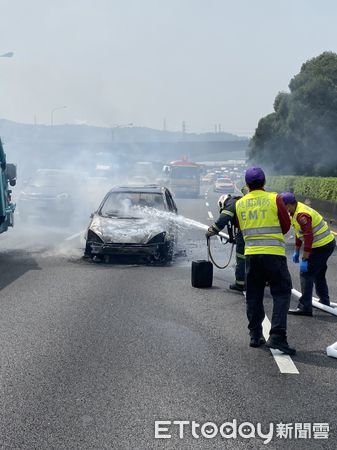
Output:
[268,176,337,202]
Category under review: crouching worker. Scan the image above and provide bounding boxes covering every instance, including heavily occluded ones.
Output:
[205,188,248,292]
[281,192,336,316]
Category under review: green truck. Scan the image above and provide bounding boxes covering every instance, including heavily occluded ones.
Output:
[0,138,16,234]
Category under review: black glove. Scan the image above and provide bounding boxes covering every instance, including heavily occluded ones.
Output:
[205,226,217,238]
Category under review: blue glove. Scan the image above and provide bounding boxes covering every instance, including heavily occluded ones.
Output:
[300,259,308,273]
[292,250,300,263]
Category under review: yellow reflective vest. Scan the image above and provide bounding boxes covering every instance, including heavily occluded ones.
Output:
[236,190,285,256]
[292,202,334,249]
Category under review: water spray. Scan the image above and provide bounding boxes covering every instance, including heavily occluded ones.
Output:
[130,206,234,270]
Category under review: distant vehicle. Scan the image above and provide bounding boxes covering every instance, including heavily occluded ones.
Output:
[201,172,215,184]
[165,159,201,198]
[214,177,235,194]
[127,176,151,185]
[94,152,115,178]
[84,185,178,264]
[0,138,17,234]
[18,169,86,224]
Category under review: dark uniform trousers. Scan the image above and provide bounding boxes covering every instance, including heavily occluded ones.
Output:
[245,255,292,338]
[299,239,336,311]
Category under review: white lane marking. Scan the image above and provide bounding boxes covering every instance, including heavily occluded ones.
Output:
[208,211,214,220]
[262,316,299,374]
[206,202,209,207]
[65,230,85,241]
[243,291,298,373]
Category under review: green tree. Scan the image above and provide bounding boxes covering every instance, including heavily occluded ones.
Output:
[249,52,337,176]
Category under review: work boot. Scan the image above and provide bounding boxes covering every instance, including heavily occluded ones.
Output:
[319,299,330,306]
[229,283,245,293]
[266,335,296,355]
[250,336,266,348]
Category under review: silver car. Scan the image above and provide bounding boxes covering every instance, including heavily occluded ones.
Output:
[84,185,178,264]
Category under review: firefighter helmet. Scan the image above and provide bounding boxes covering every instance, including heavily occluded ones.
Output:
[218,194,230,212]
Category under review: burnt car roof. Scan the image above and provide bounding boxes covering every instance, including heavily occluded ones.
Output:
[108,185,168,194]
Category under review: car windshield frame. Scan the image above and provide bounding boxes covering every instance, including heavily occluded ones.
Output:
[99,190,168,218]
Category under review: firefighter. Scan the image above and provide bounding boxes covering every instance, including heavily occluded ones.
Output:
[280,192,336,316]
[206,187,248,292]
[235,167,295,354]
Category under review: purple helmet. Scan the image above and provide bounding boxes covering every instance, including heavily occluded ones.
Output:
[245,167,265,185]
[280,192,296,204]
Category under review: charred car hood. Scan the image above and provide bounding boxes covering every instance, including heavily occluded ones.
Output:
[89,214,168,244]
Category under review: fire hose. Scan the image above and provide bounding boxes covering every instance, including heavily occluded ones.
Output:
[207,234,235,270]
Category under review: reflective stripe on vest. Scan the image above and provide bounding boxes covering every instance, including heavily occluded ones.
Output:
[292,202,334,249]
[235,190,285,256]
[313,228,331,243]
[245,239,285,248]
[297,219,325,237]
[221,210,234,217]
[242,226,282,236]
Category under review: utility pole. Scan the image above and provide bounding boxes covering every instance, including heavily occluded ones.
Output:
[163,118,167,131]
[214,124,218,134]
[182,121,186,135]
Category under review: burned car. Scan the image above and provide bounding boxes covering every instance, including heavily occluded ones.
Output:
[84,185,178,264]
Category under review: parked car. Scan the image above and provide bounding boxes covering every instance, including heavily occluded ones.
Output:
[18,169,87,224]
[213,177,235,193]
[84,185,178,264]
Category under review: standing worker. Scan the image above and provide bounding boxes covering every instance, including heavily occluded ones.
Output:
[236,167,295,354]
[280,192,336,316]
[206,187,248,292]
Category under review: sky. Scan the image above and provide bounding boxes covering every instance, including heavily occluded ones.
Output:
[0,0,337,135]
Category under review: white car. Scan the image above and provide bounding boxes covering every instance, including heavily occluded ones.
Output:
[214,177,235,194]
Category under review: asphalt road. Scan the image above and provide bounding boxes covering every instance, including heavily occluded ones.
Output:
[0,186,337,449]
